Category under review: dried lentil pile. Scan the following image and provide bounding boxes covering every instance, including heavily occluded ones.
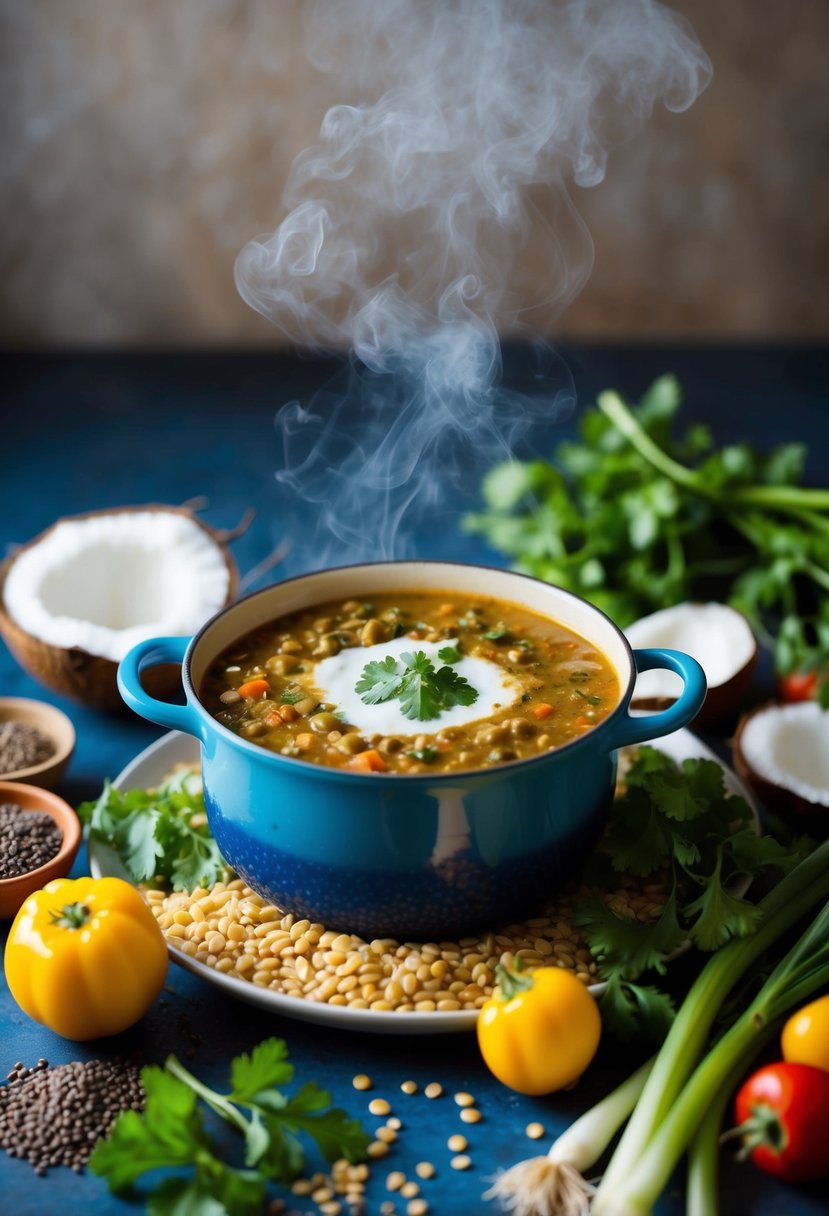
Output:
[146,874,665,1014]
[0,802,63,879]
[0,1058,144,1175]
[0,721,54,776]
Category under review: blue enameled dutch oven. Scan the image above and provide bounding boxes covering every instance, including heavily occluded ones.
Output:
[118,562,706,938]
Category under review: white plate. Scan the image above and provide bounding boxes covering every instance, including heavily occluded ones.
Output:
[89,728,758,1035]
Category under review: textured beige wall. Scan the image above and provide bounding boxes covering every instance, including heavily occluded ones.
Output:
[1,0,826,346]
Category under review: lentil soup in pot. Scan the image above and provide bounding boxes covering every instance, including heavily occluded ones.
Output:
[200,592,620,774]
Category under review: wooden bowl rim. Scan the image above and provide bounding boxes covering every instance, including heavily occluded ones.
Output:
[0,696,76,781]
[0,780,82,904]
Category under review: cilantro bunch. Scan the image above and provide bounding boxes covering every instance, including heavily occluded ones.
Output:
[356,646,478,720]
[464,375,829,698]
[574,747,810,1040]
[78,767,227,892]
[89,1038,369,1215]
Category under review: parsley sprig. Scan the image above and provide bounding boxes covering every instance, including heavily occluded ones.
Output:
[89,1038,369,1215]
[573,747,811,1040]
[465,374,829,701]
[77,768,227,892]
[356,648,478,721]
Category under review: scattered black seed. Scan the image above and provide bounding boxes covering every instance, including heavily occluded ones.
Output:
[0,803,63,879]
[0,1058,144,1175]
[0,722,55,776]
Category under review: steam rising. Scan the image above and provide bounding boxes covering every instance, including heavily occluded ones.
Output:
[235,0,711,568]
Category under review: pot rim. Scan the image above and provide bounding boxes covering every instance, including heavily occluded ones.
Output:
[180,559,637,784]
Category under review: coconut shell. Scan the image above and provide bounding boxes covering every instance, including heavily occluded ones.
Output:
[0,505,240,712]
[732,701,829,834]
[630,604,758,728]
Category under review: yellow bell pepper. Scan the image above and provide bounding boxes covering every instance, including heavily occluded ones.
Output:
[477,963,602,1095]
[781,994,829,1072]
[4,876,168,1041]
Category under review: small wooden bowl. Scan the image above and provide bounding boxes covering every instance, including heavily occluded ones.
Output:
[0,697,76,789]
[0,780,82,918]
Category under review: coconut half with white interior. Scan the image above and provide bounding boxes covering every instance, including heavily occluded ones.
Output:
[733,701,829,828]
[625,602,757,726]
[0,506,238,710]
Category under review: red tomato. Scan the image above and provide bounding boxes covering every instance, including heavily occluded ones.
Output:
[776,670,818,702]
[733,1062,829,1182]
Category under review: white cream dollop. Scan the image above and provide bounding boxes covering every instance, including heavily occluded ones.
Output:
[311,636,522,737]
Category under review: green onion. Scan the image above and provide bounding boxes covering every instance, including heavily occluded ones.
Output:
[592,841,829,1215]
[685,1030,776,1216]
[483,1056,654,1214]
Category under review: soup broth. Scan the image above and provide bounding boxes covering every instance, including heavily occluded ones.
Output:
[200,591,620,774]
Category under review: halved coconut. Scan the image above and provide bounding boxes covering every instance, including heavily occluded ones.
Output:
[733,701,829,827]
[625,602,758,726]
[0,506,239,710]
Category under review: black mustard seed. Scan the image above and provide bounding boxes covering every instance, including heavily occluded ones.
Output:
[0,802,63,879]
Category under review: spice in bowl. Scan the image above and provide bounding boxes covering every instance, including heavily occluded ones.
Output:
[0,801,63,879]
[0,720,55,777]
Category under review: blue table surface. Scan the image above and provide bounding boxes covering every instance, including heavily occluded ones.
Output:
[1,346,827,1216]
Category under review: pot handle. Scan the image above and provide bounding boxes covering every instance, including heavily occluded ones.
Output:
[606,647,707,749]
[117,636,205,741]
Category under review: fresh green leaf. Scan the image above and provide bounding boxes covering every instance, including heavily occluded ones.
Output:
[356,650,478,721]
[683,851,764,951]
[465,375,829,679]
[89,1067,207,1191]
[92,1040,370,1212]
[598,974,677,1043]
[573,886,686,980]
[354,655,407,704]
[77,769,227,892]
[572,745,814,1039]
[437,644,462,664]
[147,1172,261,1216]
[230,1038,294,1102]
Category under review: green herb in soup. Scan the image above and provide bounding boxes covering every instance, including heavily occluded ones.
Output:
[356,648,479,720]
[199,593,620,774]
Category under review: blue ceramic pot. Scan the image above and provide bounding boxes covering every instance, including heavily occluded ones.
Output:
[118,562,706,938]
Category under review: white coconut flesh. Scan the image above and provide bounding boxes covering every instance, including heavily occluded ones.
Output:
[739,702,829,807]
[3,512,231,662]
[625,602,756,702]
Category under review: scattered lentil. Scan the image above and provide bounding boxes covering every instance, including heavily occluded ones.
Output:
[415,1161,436,1180]
[0,721,54,777]
[424,1082,443,1099]
[450,1154,472,1171]
[400,1080,418,1094]
[376,1125,397,1144]
[453,1091,475,1108]
[368,1140,390,1159]
[386,1170,406,1191]
[408,1201,429,1216]
[387,1116,402,1130]
[447,1134,468,1152]
[0,1058,143,1175]
[459,1108,482,1124]
[380,1203,396,1216]
[526,1121,545,1140]
[0,802,63,880]
[400,1180,420,1198]
[369,1097,391,1116]
[352,1074,373,1091]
